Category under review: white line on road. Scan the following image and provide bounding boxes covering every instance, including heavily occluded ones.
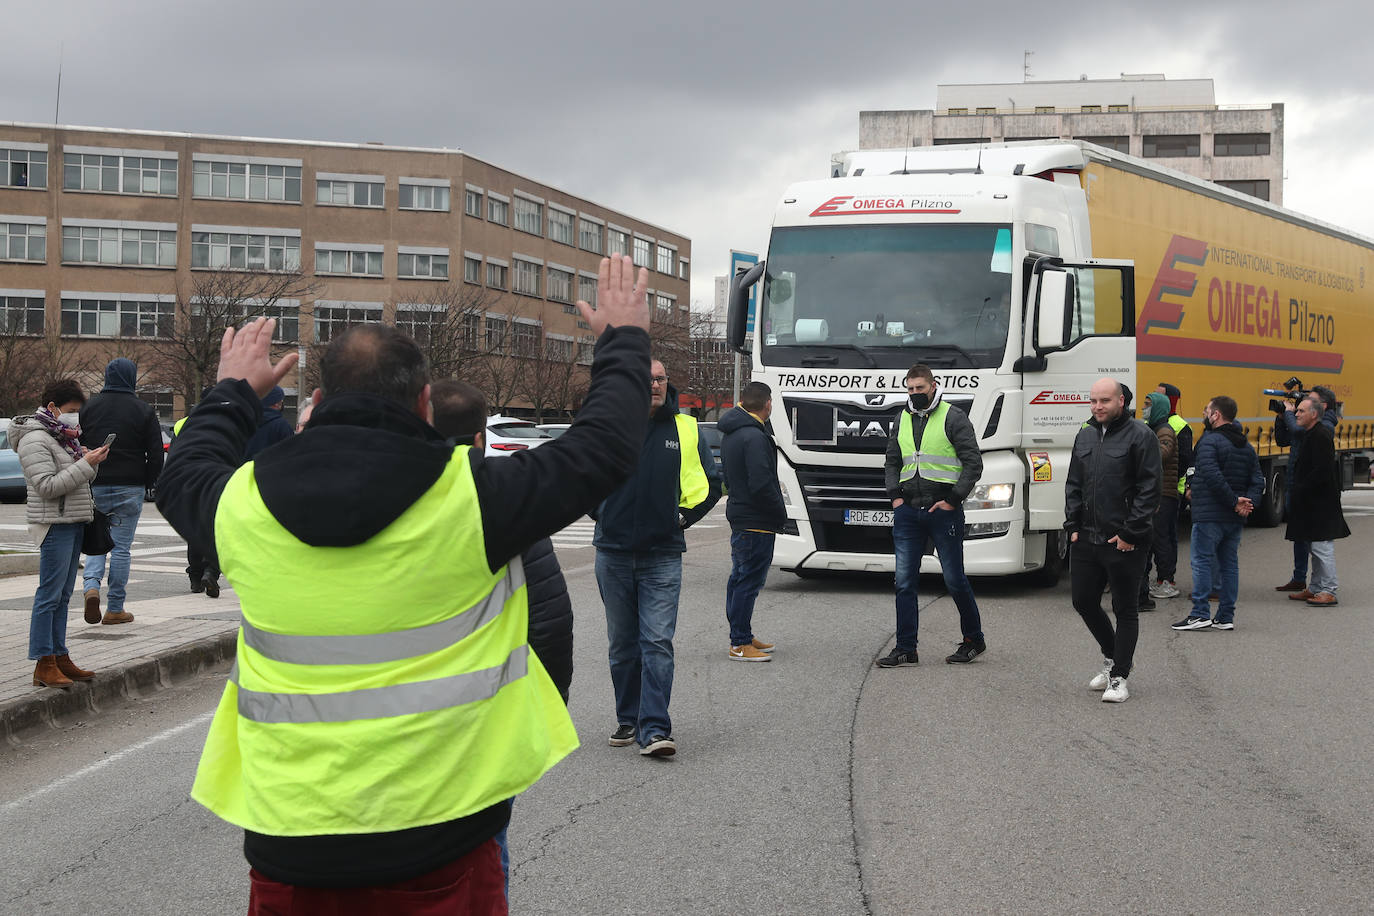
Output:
[0,710,215,818]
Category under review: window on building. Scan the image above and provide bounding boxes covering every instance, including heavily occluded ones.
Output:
[488,196,509,226]
[547,267,572,303]
[316,178,384,208]
[607,228,629,257]
[656,245,675,275]
[1214,179,1271,201]
[578,218,603,254]
[512,321,541,358]
[1075,135,1130,154]
[548,209,574,245]
[1079,105,1101,113]
[577,336,595,365]
[394,303,444,348]
[486,315,509,354]
[1107,104,1130,112]
[946,108,967,115]
[932,137,991,145]
[486,261,508,289]
[632,237,652,268]
[460,312,481,351]
[2,148,47,188]
[1,222,45,262]
[514,197,543,235]
[463,255,481,283]
[464,188,483,218]
[1143,134,1200,158]
[0,294,44,334]
[397,252,448,280]
[61,295,173,338]
[654,293,675,320]
[546,336,574,363]
[1034,106,1055,114]
[313,302,382,342]
[61,224,176,267]
[513,258,541,296]
[191,231,301,271]
[975,107,996,115]
[678,259,689,281]
[63,152,177,195]
[398,183,450,211]
[315,247,383,277]
[1214,133,1271,157]
[136,389,175,421]
[259,303,300,343]
[577,274,597,308]
[192,159,302,202]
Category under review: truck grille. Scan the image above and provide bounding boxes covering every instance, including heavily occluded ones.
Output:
[794,466,903,554]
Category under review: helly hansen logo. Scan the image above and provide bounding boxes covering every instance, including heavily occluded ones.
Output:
[665,440,680,450]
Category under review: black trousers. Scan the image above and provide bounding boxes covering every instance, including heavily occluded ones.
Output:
[1071,540,1148,678]
[186,545,219,582]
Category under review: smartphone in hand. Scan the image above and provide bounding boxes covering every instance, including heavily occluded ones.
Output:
[102,433,116,448]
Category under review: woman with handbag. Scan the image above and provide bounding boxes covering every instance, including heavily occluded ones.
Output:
[7,379,111,689]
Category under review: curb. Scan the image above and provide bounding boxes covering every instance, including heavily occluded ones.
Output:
[1,629,238,744]
[0,552,40,576]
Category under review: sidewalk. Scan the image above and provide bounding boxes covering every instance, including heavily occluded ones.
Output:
[0,563,239,743]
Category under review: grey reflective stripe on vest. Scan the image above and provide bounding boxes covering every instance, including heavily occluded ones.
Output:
[915,451,961,483]
[230,645,529,724]
[240,560,526,666]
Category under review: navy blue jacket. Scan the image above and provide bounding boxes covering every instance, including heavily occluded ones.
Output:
[593,385,721,553]
[718,406,786,532]
[243,407,294,460]
[1190,421,1264,525]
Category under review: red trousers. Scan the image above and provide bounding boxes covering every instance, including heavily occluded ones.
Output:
[246,838,506,916]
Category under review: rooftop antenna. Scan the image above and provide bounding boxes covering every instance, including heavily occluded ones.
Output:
[1023,49,1034,82]
[53,42,64,124]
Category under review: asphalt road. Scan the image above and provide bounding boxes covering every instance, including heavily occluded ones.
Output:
[2,496,1372,915]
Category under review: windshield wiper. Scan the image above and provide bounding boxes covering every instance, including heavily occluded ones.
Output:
[798,343,877,368]
[905,342,977,366]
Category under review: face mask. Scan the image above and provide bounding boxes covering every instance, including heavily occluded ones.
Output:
[58,412,81,428]
[908,392,931,411]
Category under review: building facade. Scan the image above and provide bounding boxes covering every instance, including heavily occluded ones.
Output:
[857,74,1283,204]
[0,122,691,420]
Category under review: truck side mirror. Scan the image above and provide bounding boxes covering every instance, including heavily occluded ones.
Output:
[728,261,765,353]
[1035,269,1070,351]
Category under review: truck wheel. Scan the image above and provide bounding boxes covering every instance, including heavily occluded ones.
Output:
[1030,529,1068,587]
[1253,462,1285,528]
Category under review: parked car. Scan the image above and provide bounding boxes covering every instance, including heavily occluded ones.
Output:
[485,415,554,456]
[0,419,24,503]
[536,423,571,440]
[697,421,724,473]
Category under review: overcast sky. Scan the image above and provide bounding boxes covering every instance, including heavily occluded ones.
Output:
[4,0,1371,309]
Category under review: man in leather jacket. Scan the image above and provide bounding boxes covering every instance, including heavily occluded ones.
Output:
[1063,377,1161,704]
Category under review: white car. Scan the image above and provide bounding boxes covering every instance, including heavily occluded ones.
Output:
[485,415,554,456]
[535,423,571,440]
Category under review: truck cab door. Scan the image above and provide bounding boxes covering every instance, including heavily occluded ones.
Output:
[1018,257,1135,533]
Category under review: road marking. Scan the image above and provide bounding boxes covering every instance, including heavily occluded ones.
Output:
[0,710,215,817]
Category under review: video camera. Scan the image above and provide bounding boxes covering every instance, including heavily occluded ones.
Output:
[1263,376,1307,414]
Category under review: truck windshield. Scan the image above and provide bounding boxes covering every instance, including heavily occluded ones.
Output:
[760,224,1013,369]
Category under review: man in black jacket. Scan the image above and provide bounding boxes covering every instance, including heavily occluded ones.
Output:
[593,358,721,758]
[718,381,785,662]
[79,357,164,625]
[1064,377,1161,704]
[156,255,651,911]
[1285,394,1349,606]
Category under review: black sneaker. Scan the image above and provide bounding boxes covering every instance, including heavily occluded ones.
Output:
[640,735,676,757]
[1171,616,1212,631]
[1138,598,1157,611]
[876,648,918,668]
[189,574,205,594]
[608,724,636,747]
[945,639,986,664]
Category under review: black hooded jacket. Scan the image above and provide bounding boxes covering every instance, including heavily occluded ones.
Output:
[718,405,786,532]
[78,358,164,488]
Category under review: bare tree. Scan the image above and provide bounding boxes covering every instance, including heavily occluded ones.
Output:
[145,268,320,412]
[516,333,588,423]
[647,298,691,385]
[687,310,741,420]
[0,323,99,415]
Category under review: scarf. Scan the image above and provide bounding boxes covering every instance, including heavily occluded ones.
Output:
[33,407,85,460]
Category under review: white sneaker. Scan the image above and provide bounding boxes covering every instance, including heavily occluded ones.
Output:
[1102,676,1130,703]
[1088,658,1113,691]
[1149,580,1180,599]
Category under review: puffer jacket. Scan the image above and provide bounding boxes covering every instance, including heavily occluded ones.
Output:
[9,415,97,525]
[1190,422,1264,525]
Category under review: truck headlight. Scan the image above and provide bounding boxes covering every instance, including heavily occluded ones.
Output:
[963,483,1014,510]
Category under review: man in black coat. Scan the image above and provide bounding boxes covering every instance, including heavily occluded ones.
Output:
[1285,394,1349,606]
[718,381,786,662]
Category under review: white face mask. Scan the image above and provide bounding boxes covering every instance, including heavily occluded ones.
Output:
[58,412,81,427]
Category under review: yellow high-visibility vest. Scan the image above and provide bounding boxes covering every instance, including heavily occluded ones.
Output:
[674,414,709,508]
[191,447,577,836]
[896,403,961,485]
[1167,414,1189,495]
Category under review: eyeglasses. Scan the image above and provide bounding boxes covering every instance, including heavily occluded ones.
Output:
[650,375,669,384]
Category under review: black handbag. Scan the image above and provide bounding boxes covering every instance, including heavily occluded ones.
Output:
[82,508,114,556]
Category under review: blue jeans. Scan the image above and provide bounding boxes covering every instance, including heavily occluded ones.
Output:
[596,550,682,744]
[1190,521,1242,623]
[726,531,775,646]
[31,523,83,659]
[84,484,145,612]
[892,503,983,651]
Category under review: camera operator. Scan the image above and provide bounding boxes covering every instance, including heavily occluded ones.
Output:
[1272,383,1339,594]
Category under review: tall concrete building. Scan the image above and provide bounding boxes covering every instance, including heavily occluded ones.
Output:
[0,122,691,418]
[858,74,1282,204]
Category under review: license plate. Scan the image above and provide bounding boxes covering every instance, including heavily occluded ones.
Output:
[843,509,893,526]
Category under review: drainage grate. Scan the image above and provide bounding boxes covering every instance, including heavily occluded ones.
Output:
[70,631,135,640]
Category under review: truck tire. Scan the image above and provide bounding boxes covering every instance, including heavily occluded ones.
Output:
[1030,529,1068,587]
[1253,461,1285,528]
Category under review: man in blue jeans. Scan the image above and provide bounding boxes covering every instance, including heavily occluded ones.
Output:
[594,359,720,757]
[718,381,786,662]
[79,358,164,625]
[1172,395,1264,631]
[880,364,986,668]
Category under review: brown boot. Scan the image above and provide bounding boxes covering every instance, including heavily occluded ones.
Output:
[55,654,96,681]
[84,588,102,624]
[33,655,74,689]
[102,611,135,625]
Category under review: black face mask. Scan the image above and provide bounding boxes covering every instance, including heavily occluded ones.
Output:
[908,392,931,411]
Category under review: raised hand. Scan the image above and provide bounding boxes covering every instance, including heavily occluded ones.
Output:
[217,317,299,399]
[576,255,650,338]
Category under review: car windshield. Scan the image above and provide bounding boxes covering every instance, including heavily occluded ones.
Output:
[759,223,1013,368]
[491,424,552,439]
